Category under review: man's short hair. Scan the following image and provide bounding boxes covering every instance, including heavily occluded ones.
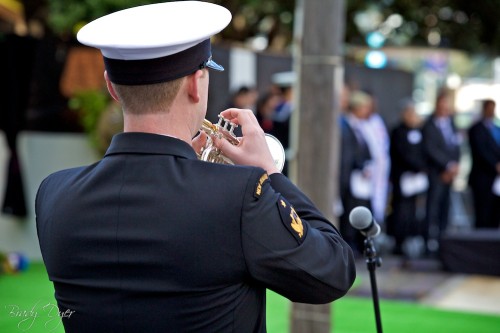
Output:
[111,77,184,114]
[482,99,496,112]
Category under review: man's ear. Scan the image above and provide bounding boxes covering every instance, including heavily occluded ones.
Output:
[104,71,120,102]
[186,69,204,103]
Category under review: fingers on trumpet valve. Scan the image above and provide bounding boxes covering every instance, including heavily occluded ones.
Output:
[217,115,237,134]
[214,116,239,145]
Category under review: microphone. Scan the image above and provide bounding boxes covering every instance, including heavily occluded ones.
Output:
[349,206,381,238]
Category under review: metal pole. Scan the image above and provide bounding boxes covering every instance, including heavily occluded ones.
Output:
[365,237,383,333]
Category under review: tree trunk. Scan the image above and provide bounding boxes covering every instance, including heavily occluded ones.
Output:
[289,0,346,332]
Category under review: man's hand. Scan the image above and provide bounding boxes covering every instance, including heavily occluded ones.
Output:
[192,130,208,156]
[441,162,459,184]
[214,108,281,174]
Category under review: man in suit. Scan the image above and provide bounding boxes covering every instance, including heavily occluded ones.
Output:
[422,91,461,253]
[468,99,500,229]
[35,2,356,332]
[339,90,373,254]
[388,100,427,257]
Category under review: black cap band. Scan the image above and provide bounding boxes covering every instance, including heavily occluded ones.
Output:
[104,39,214,85]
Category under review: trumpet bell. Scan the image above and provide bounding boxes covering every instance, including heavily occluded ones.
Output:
[265,134,285,172]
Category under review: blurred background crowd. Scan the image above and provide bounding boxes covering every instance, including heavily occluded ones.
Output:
[222,81,500,262]
[337,87,500,260]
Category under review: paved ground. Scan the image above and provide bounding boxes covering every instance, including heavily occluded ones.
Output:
[348,255,500,316]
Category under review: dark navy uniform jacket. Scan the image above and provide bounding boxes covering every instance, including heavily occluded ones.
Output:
[36,132,356,333]
[468,120,500,191]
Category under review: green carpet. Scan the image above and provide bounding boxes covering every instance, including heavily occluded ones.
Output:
[1,263,500,332]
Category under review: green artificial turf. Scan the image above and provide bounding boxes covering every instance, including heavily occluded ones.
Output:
[267,291,500,333]
[331,296,500,333]
[0,263,64,333]
[1,263,500,333]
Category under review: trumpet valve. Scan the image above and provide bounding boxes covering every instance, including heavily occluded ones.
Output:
[217,115,224,127]
[229,122,238,135]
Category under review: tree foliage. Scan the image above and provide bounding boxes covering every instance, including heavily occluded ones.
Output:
[41,0,500,55]
[346,0,500,55]
[46,0,154,35]
[44,0,295,50]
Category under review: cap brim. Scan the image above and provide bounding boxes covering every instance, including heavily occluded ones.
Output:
[205,58,224,71]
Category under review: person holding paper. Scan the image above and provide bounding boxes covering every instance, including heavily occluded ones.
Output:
[388,99,428,257]
[339,90,373,254]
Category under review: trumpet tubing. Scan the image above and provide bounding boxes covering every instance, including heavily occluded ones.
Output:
[198,115,285,172]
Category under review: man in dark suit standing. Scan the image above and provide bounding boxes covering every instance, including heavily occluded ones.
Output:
[339,90,373,254]
[468,99,500,229]
[422,91,461,253]
[388,100,428,257]
[35,2,356,332]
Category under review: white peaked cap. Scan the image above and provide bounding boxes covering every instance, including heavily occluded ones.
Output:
[76,1,232,85]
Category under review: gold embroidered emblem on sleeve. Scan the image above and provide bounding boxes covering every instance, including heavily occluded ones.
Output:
[290,207,304,238]
[277,196,306,243]
[254,173,269,198]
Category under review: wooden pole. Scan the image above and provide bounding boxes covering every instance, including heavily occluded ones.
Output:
[289,0,346,332]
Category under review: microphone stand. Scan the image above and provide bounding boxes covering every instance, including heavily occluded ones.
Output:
[364,236,383,333]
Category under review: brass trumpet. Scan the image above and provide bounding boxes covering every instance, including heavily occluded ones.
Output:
[198,115,285,172]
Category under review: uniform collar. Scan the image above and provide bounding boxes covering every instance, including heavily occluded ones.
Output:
[104,132,198,160]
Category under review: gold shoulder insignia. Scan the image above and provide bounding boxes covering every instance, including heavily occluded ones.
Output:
[254,173,269,198]
[276,196,307,244]
[290,207,304,238]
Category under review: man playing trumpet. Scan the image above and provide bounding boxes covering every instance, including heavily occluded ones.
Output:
[35,2,356,332]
